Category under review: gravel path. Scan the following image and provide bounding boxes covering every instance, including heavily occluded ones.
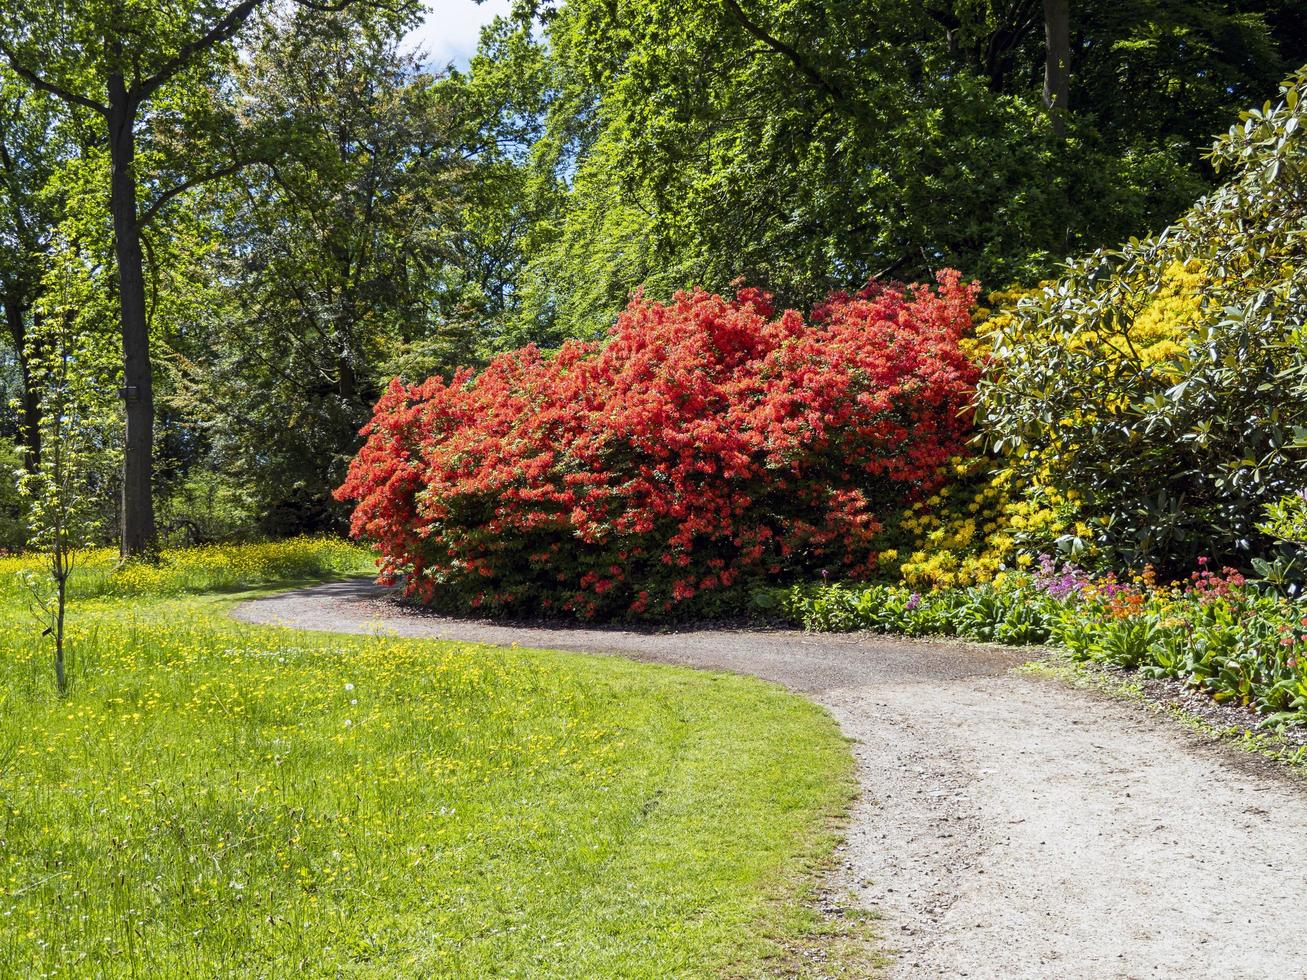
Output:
[236,580,1307,978]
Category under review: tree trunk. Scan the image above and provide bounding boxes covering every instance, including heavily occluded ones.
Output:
[3,298,40,471]
[338,353,357,401]
[1043,0,1070,136]
[107,78,157,557]
[54,570,67,696]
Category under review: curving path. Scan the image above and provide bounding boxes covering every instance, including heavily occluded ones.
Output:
[236,579,1307,978]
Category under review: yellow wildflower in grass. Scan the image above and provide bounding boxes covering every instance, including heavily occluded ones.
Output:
[0,541,852,976]
[0,536,375,600]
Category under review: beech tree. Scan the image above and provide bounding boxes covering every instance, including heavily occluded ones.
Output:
[173,6,468,533]
[491,0,1303,344]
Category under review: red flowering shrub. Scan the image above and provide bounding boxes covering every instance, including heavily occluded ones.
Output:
[336,271,980,618]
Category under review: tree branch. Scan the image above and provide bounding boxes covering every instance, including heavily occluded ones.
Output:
[133,0,368,103]
[133,0,266,103]
[719,0,845,104]
[138,159,260,226]
[294,0,364,10]
[0,41,109,116]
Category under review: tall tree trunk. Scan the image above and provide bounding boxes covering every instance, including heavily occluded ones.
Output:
[1043,0,1070,136]
[107,77,157,557]
[3,298,40,471]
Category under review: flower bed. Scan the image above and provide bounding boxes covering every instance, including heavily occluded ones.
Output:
[777,557,1307,727]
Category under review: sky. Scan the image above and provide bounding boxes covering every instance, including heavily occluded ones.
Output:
[405,0,513,70]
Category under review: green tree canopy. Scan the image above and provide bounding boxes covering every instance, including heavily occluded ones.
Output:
[470,0,1307,344]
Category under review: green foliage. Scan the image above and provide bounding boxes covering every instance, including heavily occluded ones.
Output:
[432,14,563,352]
[0,62,94,488]
[16,277,117,554]
[1049,1,1291,155]
[1,1,428,546]
[167,8,489,535]
[977,67,1307,573]
[0,440,26,549]
[470,0,1304,341]
[155,470,261,546]
[1261,491,1307,549]
[1255,492,1307,587]
[780,578,1054,644]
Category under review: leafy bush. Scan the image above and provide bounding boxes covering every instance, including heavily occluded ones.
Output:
[1261,493,1307,550]
[779,577,1054,645]
[978,69,1307,573]
[338,274,979,618]
[0,441,28,552]
[1250,492,1307,587]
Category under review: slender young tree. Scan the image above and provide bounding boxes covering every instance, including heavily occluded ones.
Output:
[21,317,77,696]
[18,260,117,697]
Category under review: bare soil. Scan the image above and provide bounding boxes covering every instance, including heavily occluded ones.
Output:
[235,580,1307,978]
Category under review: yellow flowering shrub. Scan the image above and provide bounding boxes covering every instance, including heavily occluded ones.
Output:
[976,69,1307,574]
[1120,262,1203,367]
[898,263,1206,588]
[964,284,1043,362]
[872,287,1091,590]
[880,455,1083,590]
[976,264,1202,378]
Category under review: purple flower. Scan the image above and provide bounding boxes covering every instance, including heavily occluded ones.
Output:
[906,592,921,611]
[1032,553,1086,600]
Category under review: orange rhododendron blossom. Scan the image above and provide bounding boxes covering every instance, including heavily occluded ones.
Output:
[336,272,980,618]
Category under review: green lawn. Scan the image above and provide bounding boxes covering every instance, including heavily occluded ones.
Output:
[0,545,859,976]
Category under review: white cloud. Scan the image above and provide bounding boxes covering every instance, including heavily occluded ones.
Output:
[405,0,513,70]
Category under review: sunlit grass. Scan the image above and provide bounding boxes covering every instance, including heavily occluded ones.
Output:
[0,536,375,600]
[0,544,855,976]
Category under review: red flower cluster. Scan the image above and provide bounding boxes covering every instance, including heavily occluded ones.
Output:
[336,272,980,617]
[1184,557,1247,604]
